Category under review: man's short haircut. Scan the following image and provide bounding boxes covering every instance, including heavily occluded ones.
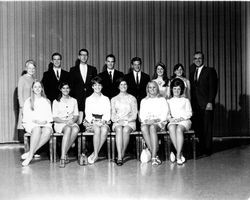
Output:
[79,48,89,56]
[131,57,142,65]
[106,54,116,62]
[194,51,204,59]
[52,52,62,60]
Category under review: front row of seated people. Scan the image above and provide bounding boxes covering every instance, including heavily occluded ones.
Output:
[21,77,192,167]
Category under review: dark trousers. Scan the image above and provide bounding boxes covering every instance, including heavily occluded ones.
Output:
[193,108,214,155]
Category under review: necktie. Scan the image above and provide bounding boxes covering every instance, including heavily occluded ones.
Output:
[136,72,139,85]
[109,71,112,82]
[194,68,199,82]
[56,70,60,80]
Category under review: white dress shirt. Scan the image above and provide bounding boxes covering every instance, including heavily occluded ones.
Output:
[80,63,88,83]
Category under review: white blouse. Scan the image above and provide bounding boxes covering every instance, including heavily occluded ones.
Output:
[167,97,192,120]
[139,97,170,123]
[85,93,111,123]
[52,97,79,120]
[22,97,53,126]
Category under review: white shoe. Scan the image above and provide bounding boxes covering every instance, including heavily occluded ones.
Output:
[181,155,186,163]
[34,154,41,159]
[177,158,183,165]
[170,152,176,163]
[22,157,32,167]
[21,152,29,160]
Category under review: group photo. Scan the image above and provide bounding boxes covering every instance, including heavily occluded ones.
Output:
[0,1,250,200]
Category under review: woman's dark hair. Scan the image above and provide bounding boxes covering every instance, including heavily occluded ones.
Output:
[91,76,103,86]
[171,63,186,79]
[170,78,185,97]
[56,82,70,102]
[152,62,169,87]
[116,77,127,88]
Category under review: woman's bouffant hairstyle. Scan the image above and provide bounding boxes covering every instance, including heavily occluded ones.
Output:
[171,63,186,79]
[91,76,103,86]
[146,81,160,98]
[152,62,169,86]
[56,82,71,102]
[29,81,47,110]
[170,78,185,97]
[116,77,127,88]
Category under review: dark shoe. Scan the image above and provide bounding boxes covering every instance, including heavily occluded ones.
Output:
[116,159,123,166]
[59,159,66,168]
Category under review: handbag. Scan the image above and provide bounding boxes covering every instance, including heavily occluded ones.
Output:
[140,141,151,163]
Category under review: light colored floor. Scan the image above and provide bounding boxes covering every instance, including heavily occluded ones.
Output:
[0,141,250,200]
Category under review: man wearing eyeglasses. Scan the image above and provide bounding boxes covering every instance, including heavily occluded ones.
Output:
[189,51,218,157]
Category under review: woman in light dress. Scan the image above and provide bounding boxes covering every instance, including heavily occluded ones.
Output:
[17,60,36,130]
[167,78,192,165]
[52,82,79,168]
[84,76,111,164]
[21,81,53,166]
[151,62,169,98]
[111,78,138,166]
[139,81,170,166]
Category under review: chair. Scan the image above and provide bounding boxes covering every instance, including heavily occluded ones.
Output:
[51,132,82,162]
[81,131,112,161]
[23,132,53,162]
[108,131,142,161]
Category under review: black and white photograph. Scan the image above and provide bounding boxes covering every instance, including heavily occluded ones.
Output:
[0,0,250,199]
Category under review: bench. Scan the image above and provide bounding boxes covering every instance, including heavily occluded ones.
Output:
[109,130,196,161]
[51,132,82,162]
[81,131,112,161]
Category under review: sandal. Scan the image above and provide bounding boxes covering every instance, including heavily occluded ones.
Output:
[59,159,66,168]
[151,158,159,166]
[155,156,162,165]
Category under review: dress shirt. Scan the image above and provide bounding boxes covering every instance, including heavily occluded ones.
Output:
[196,65,204,80]
[80,63,88,83]
[53,67,61,80]
[107,69,114,81]
[133,71,141,84]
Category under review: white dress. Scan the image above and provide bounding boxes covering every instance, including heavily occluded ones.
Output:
[52,97,79,133]
[84,93,111,130]
[152,78,169,98]
[111,93,138,131]
[139,97,170,129]
[22,97,53,133]
[167,97,192,130]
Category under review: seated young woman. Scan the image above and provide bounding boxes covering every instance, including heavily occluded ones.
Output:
[52,82,79,168]
[139,81,170,166]
[84,76,111,164]
[167,78,192,165]
[111,77,138,166]
[21,81,53,166]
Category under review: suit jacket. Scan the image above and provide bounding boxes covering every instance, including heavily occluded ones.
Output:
[69,63,97,111]
[125,71,150,108]
[41,68,70,103]
[189,64,218,110]
[98,69,124,99]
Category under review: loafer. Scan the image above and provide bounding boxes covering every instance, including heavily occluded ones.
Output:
[116,159,123,166]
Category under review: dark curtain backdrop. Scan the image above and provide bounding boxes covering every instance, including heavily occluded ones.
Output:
[0,1,249,142]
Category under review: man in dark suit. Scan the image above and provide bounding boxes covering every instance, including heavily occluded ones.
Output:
[98,54,124,99]
[69,48,97,123]
[125,57,150,109]
[189,51,218,156]
[42,52,70,103]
